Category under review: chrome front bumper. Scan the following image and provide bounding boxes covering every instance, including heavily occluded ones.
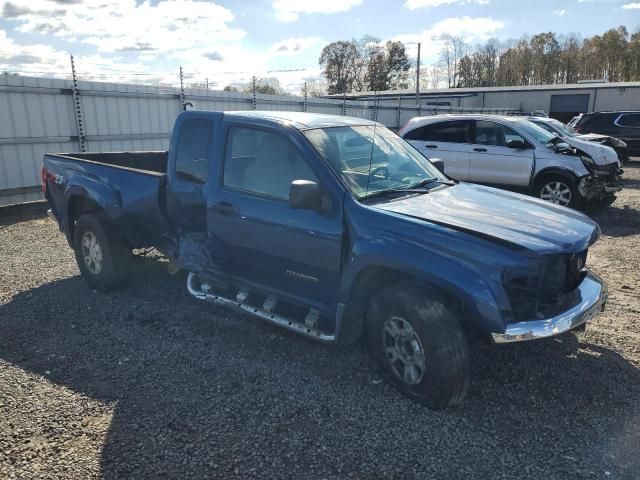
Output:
[492,271,607,344]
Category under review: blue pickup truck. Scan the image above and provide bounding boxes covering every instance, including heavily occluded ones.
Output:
[43,111,608,409]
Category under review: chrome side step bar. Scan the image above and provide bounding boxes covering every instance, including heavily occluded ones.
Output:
[186,272,336,343]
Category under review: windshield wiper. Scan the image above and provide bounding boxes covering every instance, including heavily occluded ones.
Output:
[409,177,455,188]
[361,178,454,201]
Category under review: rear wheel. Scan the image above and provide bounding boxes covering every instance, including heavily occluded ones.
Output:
[366,283,470,409]
[534,175,579,208]
[73,213,131,290]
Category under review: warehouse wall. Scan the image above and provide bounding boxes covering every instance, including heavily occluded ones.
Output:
[4,75,638,207]
[0,76,373,207]
[373,85,640,116]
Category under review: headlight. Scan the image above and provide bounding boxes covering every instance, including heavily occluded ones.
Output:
[580,155,595,169]
[611,138,627,148]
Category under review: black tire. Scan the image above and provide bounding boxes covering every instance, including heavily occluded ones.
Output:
[366,283,470,409]
[73,213,131,291]
[534,174,580,209]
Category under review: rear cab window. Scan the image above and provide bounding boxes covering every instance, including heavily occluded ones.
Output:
[175,118,214,184]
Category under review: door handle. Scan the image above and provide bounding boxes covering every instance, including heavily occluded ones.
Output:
[212,201,238,216]
[425,144,438,149]
[473,147,488,152]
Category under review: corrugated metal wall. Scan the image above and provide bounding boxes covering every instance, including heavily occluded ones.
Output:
[0,75,522,207]
[0,75,384,207]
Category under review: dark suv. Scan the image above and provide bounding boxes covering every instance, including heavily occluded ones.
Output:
[574,111,640,157]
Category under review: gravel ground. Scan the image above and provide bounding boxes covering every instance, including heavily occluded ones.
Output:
[1,162,639,480]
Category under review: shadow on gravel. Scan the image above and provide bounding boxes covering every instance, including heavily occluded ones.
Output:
[591,204,640,238]
[1,259,640,479]
[0,201,47,226]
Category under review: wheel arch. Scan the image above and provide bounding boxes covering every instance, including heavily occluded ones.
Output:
[531,167,582,190]
[63,177,131,247]
[66,195,104,245]
[336,262,498,346]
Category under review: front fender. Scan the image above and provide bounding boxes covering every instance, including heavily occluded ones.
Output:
[339,237,508,335]
[532,153,589,186]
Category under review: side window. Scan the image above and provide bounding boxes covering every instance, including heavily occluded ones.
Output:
[617,114,640,128]
[224,127,318,199]
[175,119,214,183]
[475,121,525,147]
[428,121,471,143]
[404,125,430,141]
[503,126,526,144]
[582,114,616,129]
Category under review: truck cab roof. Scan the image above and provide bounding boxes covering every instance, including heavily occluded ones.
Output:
[218,111,377,130]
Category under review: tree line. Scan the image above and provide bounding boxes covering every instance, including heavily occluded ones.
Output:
[318,26,640,93]
[318,36,411,94]
[457,26,640,88]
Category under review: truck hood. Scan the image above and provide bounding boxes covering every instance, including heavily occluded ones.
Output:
[374,183,599,254]
[560,136,619,166]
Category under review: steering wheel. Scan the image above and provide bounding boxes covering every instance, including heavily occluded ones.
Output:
[369,166,390,179]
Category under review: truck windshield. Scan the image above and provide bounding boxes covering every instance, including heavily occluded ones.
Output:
[304,125,445,199]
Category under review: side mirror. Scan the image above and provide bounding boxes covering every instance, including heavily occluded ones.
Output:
[289,180,324,211]
[431,158,446,174]
[507,140,529,149]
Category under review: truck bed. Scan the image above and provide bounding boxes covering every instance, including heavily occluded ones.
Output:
[43,151,170,250]
[57,151,168,174]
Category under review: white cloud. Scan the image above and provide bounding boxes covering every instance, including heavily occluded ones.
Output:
[272,0,362,22]
[621,2,640,8]
[3,0,245,53]
[394,16,505,61]
[405,0,489,9]
[553,8,567,15]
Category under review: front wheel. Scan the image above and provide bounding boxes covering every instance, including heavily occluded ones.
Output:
[534,175,580,208]
[73,213,131,291]
[366,283,470,409]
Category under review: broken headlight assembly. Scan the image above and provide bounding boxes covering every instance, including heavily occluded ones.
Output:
[610,138,627,148]
[503,253,586,322]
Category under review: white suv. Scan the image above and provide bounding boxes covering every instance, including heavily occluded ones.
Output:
[399,114,622,208]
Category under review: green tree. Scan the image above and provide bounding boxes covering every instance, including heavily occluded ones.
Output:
[319,40,359,94]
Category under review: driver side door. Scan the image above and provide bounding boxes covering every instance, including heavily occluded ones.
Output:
[207,124,344,308]
[469,120,534,187]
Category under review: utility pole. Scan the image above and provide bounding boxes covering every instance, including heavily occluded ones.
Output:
[206,77,209,90]
[416,42,421,105]
[179,66,186,111]
[252,75,257,110]
[303,81,308,112]
[70,55,86,152]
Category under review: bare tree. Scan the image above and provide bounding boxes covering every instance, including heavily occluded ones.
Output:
[439,35,468,87]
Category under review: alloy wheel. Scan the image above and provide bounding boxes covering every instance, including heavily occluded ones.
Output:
[382,316,426,385]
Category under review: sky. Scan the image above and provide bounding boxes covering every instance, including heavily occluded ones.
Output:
[0,0,638,92]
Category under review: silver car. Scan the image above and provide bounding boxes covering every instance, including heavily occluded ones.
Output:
[399,114,622,208]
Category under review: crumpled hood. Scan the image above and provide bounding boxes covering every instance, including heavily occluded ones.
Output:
[575,133,609,142]
[560,136,619,166]
[374,183,599,254]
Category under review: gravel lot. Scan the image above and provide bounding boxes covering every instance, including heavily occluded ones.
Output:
[1,162,640,480]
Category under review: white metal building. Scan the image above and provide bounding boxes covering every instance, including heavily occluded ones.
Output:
[332,82,640,124]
